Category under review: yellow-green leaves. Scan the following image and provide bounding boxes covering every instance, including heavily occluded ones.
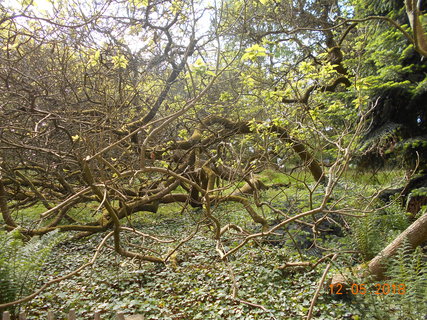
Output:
[219,92,232,101]
[112,54,128,69]
[352,95,369,110]
[2,42,19,51]
[242,44,268,61]
[20,0,33,7]
[192,58,206,72]
[271,117,288,127]
[242,75,256,87]
[297,61,338,88]
[87,49,100,67]
[134,0,149,8]
[191,58,215,76]
[178,129,188,139]
[171,0,182,15]
[298,61,315,74]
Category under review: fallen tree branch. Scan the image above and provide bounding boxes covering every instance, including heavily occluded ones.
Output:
[330,212,427,288]
[367,212,427,280]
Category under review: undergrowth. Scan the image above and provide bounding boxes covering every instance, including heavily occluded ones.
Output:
[0,229,65,315]
[1,169,426,319]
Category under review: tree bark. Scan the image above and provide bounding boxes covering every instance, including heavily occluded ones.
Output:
[202,116,325,183]
[405,0,427,57]
[367,212,427,280]
[0,179,17,228]
[331,212,427,286]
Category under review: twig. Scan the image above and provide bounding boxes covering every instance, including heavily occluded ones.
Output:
[306,253,338,320]
[233,298,278,320]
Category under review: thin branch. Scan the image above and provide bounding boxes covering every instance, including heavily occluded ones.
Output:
[306,253,338,320]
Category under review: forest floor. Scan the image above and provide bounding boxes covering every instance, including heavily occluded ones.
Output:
[2,169,426,320]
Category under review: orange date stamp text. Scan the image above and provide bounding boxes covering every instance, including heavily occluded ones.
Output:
[329,283,406,295]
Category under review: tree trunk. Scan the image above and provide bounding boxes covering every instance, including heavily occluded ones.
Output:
[367,212,427,280]
[0,180,17,228]
[331,212,427,286]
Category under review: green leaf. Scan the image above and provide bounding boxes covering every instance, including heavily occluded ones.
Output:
[112,54,128,69]
[88,50,100,67]
[242,44,268,61]
[134,0,149,7]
